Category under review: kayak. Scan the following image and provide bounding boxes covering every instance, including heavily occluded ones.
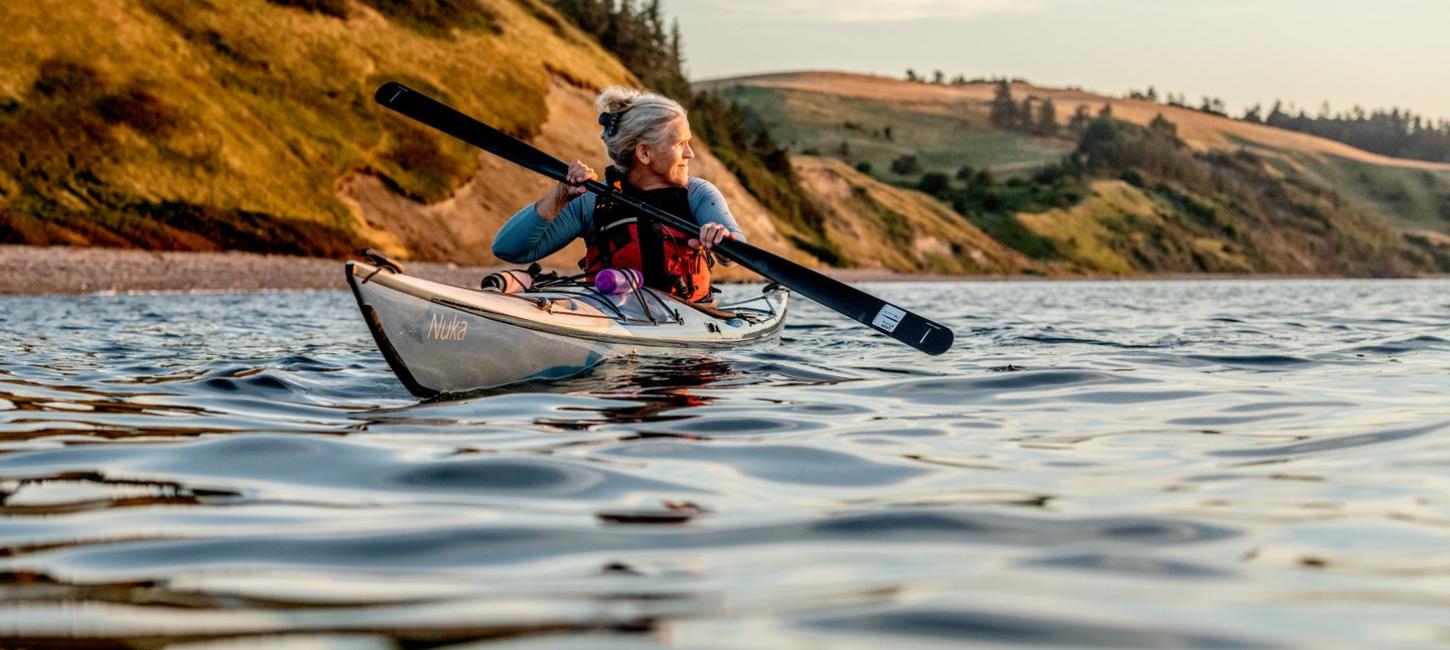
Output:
[346,259,789,397]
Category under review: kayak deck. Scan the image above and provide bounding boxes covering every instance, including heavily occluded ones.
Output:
[346,261,788,396]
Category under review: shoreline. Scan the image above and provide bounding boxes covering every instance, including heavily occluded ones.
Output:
[0,245,510,296]
[1,245,1443,296]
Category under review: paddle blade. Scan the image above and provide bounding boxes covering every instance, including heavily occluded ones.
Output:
[374,82,569,183]
[714,238,955,355]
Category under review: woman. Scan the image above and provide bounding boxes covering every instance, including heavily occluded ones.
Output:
[492,86,743,303]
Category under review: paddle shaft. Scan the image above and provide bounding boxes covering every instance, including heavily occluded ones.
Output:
[373,82,953,355]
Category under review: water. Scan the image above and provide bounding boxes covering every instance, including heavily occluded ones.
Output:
[1,279,1448,648]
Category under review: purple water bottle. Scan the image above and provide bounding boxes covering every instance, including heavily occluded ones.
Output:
[595,268,642,295]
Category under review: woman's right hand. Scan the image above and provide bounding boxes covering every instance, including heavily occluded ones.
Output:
[537,161,597,220]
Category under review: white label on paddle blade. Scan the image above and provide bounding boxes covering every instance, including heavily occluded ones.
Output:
[872,304,906,333]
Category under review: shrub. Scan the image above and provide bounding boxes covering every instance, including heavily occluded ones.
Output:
[358,0,500,37]
[379,119,473,202]
[917,172,950,198]
[890,154,920,175]
[32,59,104,100]
[95,85,177,135]
[265,0,349,18]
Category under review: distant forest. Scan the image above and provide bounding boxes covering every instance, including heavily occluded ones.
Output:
[1122,86,1450,165]
[1242,103,1450,164]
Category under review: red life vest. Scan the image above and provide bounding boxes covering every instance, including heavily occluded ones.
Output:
[579,170,714,303]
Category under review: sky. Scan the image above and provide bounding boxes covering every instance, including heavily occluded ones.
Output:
[662,0,1450,121]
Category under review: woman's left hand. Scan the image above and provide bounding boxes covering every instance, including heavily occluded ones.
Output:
[691,222,733,250]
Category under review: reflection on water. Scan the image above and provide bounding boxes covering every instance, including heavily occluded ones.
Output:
[2,280,1449,648]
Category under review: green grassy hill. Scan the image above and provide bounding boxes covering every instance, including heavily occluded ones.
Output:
[0,0,631,255]
[1286,154,1450,235]
[717,83,1072,182]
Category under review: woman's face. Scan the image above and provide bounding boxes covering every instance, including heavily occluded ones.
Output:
[634,116,694,188]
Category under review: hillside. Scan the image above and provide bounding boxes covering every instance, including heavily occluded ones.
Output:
[0,0,800,273]
[706,71,1450,275]
[705,72,1450,236]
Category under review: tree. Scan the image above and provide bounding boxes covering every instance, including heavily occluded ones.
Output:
[1149,112,1178,137]
[1267,100,1286,123]
[1036,98,1058,137]
[905,69,920,82]
[990,80,1017,129]
[1077,117,1123,169]
[1146,86,1159,103]
[1068,104,1092,133]
[554,0,609,36]
[1018,97,1035,130]
[604,1,640,72]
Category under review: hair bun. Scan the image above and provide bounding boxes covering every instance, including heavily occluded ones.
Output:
[595,86,641,114]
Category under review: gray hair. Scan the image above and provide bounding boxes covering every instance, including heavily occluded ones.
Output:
[595,86,686,172]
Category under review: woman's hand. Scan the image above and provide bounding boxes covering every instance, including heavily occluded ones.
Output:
[537,161,597,220]
[690,222,734,250]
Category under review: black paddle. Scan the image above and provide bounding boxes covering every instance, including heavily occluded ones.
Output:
[373,82,954,356]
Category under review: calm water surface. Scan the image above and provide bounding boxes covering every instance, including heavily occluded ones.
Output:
[1,279,1448,648]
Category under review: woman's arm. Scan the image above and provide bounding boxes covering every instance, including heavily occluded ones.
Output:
[492,161,598,263]
[687,178,745,254]
[491,196,593,262]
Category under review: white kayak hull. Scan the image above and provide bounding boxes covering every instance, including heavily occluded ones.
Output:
[346,261,788,396]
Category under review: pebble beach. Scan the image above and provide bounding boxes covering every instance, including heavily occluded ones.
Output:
[0,246,513,295]
[0,245,972,295]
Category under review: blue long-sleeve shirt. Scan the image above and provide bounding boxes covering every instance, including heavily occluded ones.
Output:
[492,177,745,263]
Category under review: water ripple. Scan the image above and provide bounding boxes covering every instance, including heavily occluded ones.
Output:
[0,280,1448,647]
